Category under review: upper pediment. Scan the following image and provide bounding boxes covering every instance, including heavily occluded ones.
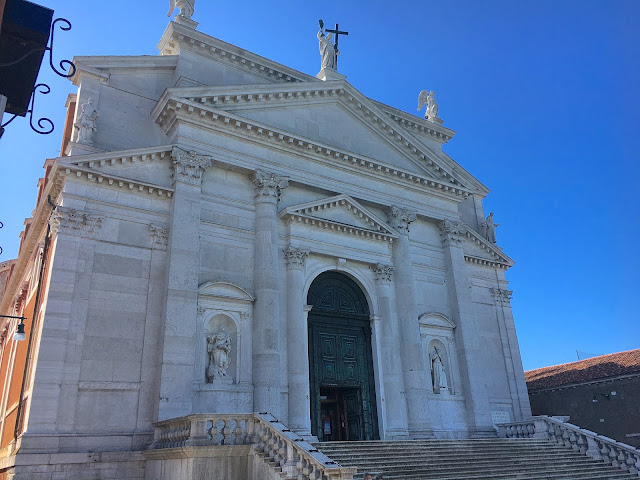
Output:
[154,82,485,195]
[158,21,318,85]
[279,194,398,244]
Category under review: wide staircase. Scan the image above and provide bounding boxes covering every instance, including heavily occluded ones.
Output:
[314,438,639,480]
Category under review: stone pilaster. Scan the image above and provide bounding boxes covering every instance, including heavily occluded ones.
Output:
[158,147,212,420]
[284,246,311,435]
[251,169,289,419]
[490,288,532,420]
[371,263,409,439]
[439,219,495,436]
[386,206,432,438]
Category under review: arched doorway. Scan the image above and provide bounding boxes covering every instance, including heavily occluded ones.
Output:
[307,271,379,441]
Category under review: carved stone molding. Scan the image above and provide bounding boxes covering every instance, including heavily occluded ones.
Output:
[49,207,103,238]
[283,246,309,270]
[372,263,394,285]
[386,206,417,234]
[251,169,289,201]
[170,147,213,186]
[150,224,169,250]
[197,306,206,317]
[240,311,250,321]
[439,219,467,245]
[490,288,513,305]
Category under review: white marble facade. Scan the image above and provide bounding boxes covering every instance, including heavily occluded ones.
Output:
[7,19,532,459]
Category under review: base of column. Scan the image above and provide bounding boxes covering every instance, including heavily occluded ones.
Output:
[383,428,410,440]
[468,427,498,439]
[407,427,436,439]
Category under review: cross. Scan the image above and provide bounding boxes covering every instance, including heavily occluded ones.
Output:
[324,23,349,69]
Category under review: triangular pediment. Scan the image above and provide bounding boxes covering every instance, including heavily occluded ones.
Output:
[57,146,175,195]
[279,194,398,243]
[160,82,476,190]
[462,227,515,269]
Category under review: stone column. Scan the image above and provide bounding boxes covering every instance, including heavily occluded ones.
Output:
[386,206,432,438]
[371,263,409,439]
[284,246,311,435]
[439,220,494,436]
[491,288,532,420]
[158,148,212,421]
[251,169,289,420]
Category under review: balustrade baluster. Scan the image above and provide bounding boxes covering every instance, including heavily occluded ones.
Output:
[234,419,245,444]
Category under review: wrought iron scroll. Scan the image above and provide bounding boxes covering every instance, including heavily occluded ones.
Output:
[48,18,76,78]
[0,18,76,78]
[1,84,54,135]
[0,18,75,138]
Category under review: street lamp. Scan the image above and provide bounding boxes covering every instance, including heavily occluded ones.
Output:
[0,315,27,341]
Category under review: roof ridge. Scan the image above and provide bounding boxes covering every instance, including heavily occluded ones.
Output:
[526,348,640,374]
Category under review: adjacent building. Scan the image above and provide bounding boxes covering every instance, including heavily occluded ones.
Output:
[526,349,640,448]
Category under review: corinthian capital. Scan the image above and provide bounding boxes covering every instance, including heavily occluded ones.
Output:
[283,246,309,270]
[371,263,394,285]
[49,207,103,238]
[251,169,289,201]
[439,219,467,245]
[386,206,417,234]
[490,288,513,305]
[170,147,213,186]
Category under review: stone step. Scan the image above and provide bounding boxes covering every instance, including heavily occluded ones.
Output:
[314,440,638,480]
[322,451,587,463]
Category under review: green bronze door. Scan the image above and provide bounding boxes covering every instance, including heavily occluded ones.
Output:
[307,272,379,441]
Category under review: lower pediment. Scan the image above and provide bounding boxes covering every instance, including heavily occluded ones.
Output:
[279,194,398,244]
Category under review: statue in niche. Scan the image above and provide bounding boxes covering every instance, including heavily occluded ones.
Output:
[430,347,449,393]
[418,90,439,121]
[74,98,99,145]
[317,28,338,70]
[167,0,195,19]
[207,328,232,381]
[481,212,500,244]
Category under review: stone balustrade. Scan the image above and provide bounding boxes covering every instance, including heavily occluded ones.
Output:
[151,413,356,480]
[497,416,640,477]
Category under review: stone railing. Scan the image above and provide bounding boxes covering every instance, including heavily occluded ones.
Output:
[497,416,640,477]
[151,413,356,480]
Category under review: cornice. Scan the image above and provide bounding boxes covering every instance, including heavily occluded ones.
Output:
[157,22,316,84]
[464,255,510,270]
[153,97,472,202]
[0,170,65,317]
[372,100,456,144]
[59,164,174,198]
[158,82,468,189]
[463,228,514,269]
[66,145,174,170]
[70,55,178,85]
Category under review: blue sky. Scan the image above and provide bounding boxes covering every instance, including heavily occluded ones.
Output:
[1,1,638,370]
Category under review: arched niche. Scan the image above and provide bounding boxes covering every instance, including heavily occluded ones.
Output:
[419,313,458,395]
[196,282,254,387]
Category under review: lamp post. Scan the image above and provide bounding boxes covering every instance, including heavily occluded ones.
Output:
[0,314,28,341]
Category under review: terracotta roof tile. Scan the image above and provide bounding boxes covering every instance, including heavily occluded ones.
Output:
[525,349,640,391]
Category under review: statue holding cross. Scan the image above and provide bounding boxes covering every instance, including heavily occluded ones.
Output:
[318,20,349,71]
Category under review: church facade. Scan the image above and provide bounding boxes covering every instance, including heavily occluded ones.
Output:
[0,10,531,479]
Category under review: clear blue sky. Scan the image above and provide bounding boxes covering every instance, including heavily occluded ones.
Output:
[1,1,638,370]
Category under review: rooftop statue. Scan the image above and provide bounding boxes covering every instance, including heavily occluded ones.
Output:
[317,28,338,70]
[168,0,195,19]
[418,90,439,122]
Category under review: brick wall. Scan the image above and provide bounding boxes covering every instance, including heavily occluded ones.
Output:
[528,375,640,448]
